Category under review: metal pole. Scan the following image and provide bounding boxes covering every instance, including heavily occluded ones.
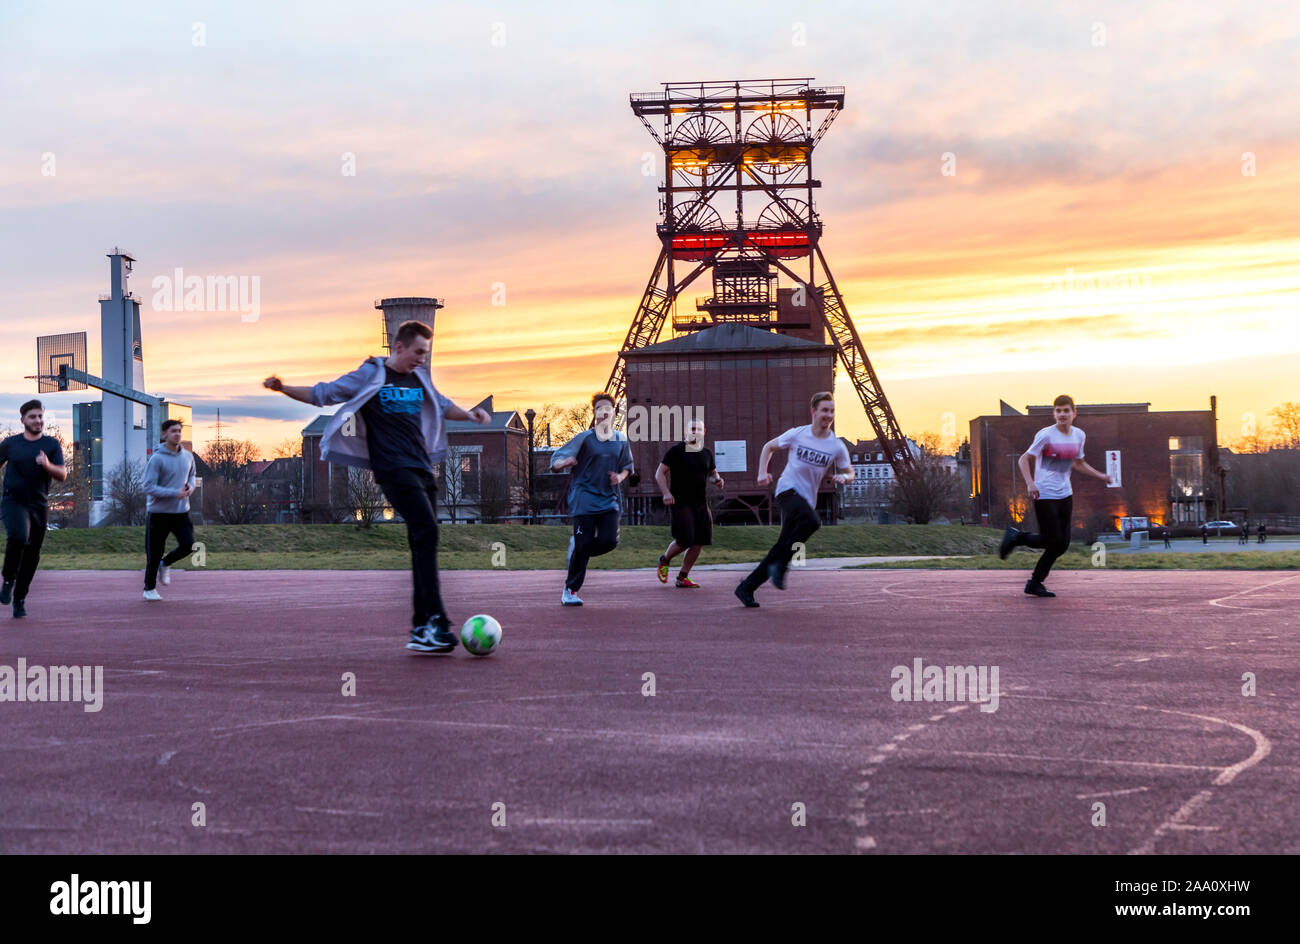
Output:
[525,409,536,524]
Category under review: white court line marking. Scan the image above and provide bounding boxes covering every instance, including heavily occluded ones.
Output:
[294,807,384,818]
[210,713,861,751]
[1208,573,1300,610]
[1076,786,1150,799]
[891,733,911,742]
[907,723,928,731]
[928,714,946,722]
[995,693,1272,855]
[902,749,1220,772]
[946,705,969,713]
[879,581,1010,599]
[855,836,877,849]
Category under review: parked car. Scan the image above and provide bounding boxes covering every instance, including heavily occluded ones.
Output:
[1201,520,1239,535]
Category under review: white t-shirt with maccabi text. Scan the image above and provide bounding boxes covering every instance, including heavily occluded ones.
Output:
[1026,425,1086,500]
[774,425,852,509]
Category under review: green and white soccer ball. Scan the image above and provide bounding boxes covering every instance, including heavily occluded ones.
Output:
[461,614,502,656]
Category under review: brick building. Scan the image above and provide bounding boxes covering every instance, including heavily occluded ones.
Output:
[300,414,350,523]
[440,397,529,522]
[299,396,529,523]
[622,322,839,524]
[970,397,1222,534]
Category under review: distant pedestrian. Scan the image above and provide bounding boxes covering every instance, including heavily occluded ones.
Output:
[1162,526,1171,549]
[1259,523,1267,544]
[1240,522,1249,545]
[1200,523,1208,544]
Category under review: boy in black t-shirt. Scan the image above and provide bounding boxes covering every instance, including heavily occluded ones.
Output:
[654,419,723,588]
[265,322,491,653]
[0,400,68,618]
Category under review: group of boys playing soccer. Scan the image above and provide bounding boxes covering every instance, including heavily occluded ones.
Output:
[2,321,1105,649]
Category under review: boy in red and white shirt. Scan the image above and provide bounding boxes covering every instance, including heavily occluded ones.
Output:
[998,394,1111,596]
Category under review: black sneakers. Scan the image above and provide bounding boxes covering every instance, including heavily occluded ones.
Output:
[1024,580,1055,598]
[407,616,457,653]
[0,580,12,606]
[12,598,27,618]
[734,583,759,608]
[999,527,1022,560]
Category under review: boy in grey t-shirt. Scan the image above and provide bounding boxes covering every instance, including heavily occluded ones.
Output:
[735,393,853,608]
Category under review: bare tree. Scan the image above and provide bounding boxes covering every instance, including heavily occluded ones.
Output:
[889,433,964,524]
[199,438,261,482]
[1269,402,1300,450]
[478,469,511,523]
[439,446,479,523]
[272,437,302,459]
[105,458,148,526]
[532,402,592,449]
[204,479,258,524]
[345,466,387,527]
[43,426,76,522]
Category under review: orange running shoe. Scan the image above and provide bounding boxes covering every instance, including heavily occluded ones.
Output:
[675,575,700,588]
[657,555,669,583]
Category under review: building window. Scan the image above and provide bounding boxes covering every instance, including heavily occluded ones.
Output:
[1170,453,1204,497]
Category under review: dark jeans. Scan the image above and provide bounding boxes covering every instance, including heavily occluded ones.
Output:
[1,501,47,601]
[566,509,620,593]
[144,512,195,590]
[376,467,446,628]
[1019,496,1072,583]
[741,489,821,590]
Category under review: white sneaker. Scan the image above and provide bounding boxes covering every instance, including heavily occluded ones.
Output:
[143,589,163,601]
[159,564,170,586]
[561,588,583,606]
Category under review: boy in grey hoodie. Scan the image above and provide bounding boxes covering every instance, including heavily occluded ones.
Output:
[142,419,197,600]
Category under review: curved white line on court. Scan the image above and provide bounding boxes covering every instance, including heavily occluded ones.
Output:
[1208,573,1300,610]
[878,580,1011,598]
[957,693,1271,854]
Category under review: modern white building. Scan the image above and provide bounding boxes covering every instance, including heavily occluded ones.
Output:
[73,250,190,524]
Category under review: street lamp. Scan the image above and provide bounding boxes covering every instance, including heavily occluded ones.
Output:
[525,408,536,524]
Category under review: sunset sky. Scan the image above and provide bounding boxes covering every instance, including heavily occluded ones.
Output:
[2,1,1296,455]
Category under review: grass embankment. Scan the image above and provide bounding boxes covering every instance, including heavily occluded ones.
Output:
[42,525,1298,571]
[42,523,997,571]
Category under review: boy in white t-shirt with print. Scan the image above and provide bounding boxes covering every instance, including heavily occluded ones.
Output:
[735,392,854,608]
[998,394,1111,596]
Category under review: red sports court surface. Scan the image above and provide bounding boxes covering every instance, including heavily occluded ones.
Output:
[2,568,1297,854]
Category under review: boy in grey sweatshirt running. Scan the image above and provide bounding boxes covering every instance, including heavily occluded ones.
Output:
[142,419,197,600]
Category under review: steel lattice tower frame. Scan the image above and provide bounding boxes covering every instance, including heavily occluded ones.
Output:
[607,78,916,476]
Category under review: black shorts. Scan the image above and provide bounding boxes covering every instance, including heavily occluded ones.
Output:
[670,502,712,547]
